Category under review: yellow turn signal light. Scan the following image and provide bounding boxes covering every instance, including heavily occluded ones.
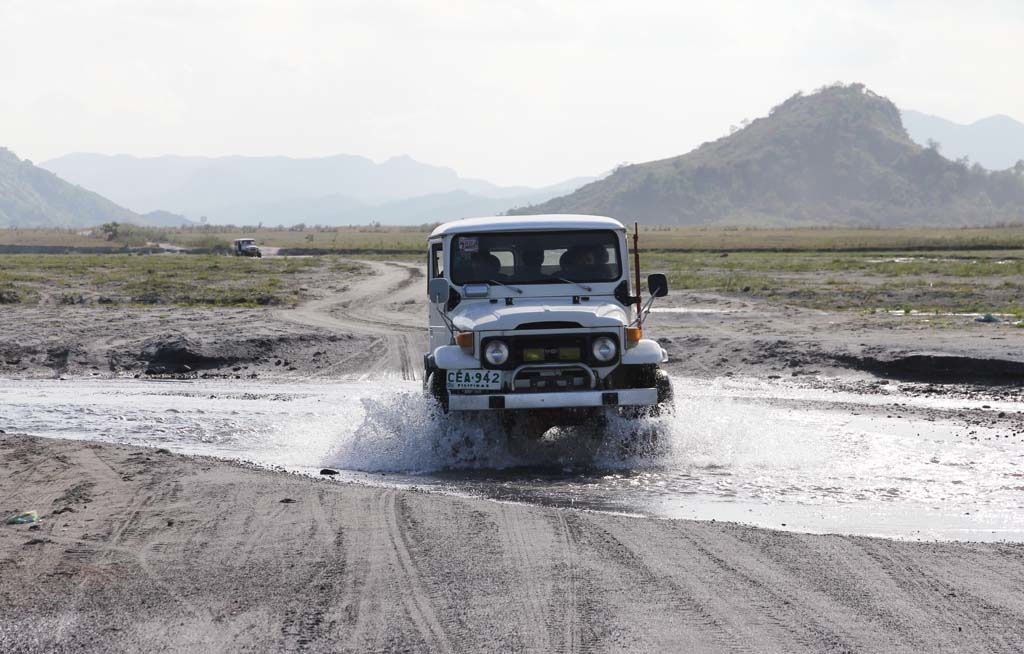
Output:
[455,332,474,351]
[625,327,643,346]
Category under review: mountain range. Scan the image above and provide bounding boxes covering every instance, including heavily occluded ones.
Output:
[6,84,1024,229]
[0,147,139,228]
[902,110,1024,171]
[39,153,597,226]
[512,84,1024,226]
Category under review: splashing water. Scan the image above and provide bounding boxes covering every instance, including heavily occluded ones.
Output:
[325,388,674,473]
[1,376,1022,541]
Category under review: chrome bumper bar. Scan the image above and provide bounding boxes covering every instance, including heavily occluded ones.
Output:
[448,388,658,411]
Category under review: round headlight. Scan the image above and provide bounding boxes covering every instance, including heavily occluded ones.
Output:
[484,340,509,366]
[592,336,617,363]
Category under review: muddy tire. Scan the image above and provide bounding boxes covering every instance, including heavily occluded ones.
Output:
[425,370,449,412]
[615,364,673,417]
[652,368,674,416]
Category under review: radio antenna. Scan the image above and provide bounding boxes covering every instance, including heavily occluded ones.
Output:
[633,222,642,326]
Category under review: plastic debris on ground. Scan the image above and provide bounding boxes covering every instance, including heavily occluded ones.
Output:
[5,511,39,525]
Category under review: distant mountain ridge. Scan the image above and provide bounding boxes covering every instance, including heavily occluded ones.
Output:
[902,110,1024,171]
[0,147,140,228]
[41,153,598,225]
[511,84,1024,226]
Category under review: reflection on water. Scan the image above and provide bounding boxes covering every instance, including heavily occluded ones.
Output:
[0,376,1021,542]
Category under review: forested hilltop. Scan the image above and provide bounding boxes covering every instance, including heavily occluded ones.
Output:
[512,84,1024,226]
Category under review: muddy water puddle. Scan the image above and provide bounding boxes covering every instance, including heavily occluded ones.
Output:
[1,376,1021,541]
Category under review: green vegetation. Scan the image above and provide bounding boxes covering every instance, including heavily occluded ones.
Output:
[2,223,1020,319]
[161,224,429,252]
[0,254,362,307]
[635,224,1024,251]
[644,249,1024,317]
[10,223,1023,255]
[513,84,1024,227]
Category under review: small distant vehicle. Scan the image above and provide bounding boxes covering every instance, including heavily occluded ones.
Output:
[424,214,672,441]
[232,239,262,258]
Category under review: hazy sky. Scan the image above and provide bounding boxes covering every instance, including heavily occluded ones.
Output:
[3,0,1022,187]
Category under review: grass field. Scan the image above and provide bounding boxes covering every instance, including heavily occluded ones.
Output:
[645,250,1024,317]
[0,228,115,248]
[2,225,1022,318]
[0,254,362,307]
[636,225,1024,251]
[5,224,1024,253]
[171,224,1024,252]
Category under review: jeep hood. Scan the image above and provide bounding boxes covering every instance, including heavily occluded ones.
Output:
[450,298,628,332]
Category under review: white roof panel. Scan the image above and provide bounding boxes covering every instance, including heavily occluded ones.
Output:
[429,214,625,238]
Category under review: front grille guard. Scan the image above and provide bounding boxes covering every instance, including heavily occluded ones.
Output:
[510,362,597,393]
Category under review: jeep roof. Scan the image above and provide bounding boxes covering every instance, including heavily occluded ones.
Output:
[429,215,625,238]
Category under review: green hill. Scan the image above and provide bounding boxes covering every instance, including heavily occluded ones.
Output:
[511,84,1024,226]
[0,147,138,227]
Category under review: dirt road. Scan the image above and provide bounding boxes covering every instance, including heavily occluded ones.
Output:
[274,260,426,381]
[3,434,1024,653]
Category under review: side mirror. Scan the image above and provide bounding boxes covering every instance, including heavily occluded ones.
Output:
[647,273,668,297]
[428,278,450,303]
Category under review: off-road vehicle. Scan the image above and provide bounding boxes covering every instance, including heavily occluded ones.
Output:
[424,215,672,440]
[232,238,262,257]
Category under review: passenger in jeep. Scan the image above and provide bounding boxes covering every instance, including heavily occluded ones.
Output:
[520,249,546,281]
[470,252,503,280]
[561,244,609,278]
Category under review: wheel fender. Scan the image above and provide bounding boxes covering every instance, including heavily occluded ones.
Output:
[434,345,479,370]
[622,338,668,365]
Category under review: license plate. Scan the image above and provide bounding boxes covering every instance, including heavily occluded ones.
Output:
[447,369,502,390]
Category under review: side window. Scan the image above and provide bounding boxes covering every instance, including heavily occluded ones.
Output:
[430,242,444,278]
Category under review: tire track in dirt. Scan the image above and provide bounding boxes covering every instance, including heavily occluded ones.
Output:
[554,512,584,653]
[51,447,214,637]
[276,490,347,652]
[563,514,758,654]
[381,491,455,653]
[338,500,388,652]
[6,436,1024,653]
[853,539,1024,651]
[496,504,551,652]
[671,526,867,651]
[273,260,426,381]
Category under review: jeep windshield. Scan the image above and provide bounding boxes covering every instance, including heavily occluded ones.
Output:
[449,230,622,285]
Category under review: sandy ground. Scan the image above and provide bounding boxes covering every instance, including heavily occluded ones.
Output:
[2,434,1024,653]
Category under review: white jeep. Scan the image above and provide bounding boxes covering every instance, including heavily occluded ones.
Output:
[424,215,672,440]
[232,238,262,258]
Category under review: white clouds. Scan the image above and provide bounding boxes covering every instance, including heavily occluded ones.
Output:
[2,0,1022,185]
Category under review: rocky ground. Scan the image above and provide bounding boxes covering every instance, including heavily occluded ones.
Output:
[2,260,1021,388]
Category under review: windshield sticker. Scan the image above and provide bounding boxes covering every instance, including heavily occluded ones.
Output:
[459,237,479,253]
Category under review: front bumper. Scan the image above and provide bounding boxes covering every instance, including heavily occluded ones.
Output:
[448,388,658,411]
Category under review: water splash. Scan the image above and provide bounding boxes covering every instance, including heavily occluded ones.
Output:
[2,376,1022,540]
[323,389,674,473]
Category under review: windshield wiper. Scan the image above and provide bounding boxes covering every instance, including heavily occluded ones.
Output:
[555,277,592,292]
[488,279,523,294]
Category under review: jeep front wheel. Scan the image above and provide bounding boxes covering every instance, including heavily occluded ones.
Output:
[425,370,449,412]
